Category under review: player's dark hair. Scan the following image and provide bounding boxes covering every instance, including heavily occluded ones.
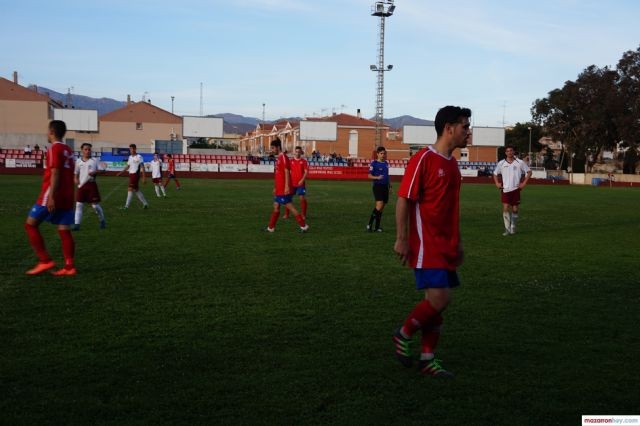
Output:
[129,144,137,149]
[270,138,282,149]
[295,146,302,151]
[49,120,66,139]
[376,146,386,153]
[166,153,172,158]
[505,145,515,151]
[434,106,472,137]
[80,143,92,149]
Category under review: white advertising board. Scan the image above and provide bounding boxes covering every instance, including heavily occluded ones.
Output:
[402,125,437,145]
[183,116,224,138]
[299,121,338,141]
[220,164,248,172]
[176,162,190,172]
[471,127,505,147]
[248,164,274,173]
[389,167,405,176]
[460,168,479,177]
[53,109,99,131]
[191,163,215,172]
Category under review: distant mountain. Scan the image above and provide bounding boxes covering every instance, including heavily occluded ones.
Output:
[383,115,434,129]
[31,86,125,116]
[211,113,259,126]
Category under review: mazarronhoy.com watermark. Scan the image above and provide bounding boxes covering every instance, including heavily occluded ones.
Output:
[582,415,640,425]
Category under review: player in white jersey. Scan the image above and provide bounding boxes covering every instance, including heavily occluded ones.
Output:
[493,146,532,235]
[73,143,106,230]
[150,153,167,198]
[116,143,149,209]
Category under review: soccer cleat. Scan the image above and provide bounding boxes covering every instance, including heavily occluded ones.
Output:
[375,228,383,233]
[263,227,275,233]
[26,260,56,275]
[143,204,149,209]
[418,358,454,378]
[71,224,80,231]
[119,206,128,210]
[299,224,309,233]
[393,328,413,368]
[510,226,516,235]
[502,230,510,236]
[100,220,107,229]
[51,267,77,276]
[366,225,373,232]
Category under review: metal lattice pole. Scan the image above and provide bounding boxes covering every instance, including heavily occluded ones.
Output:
[375,15,385,147]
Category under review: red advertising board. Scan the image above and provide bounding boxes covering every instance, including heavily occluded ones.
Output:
[307,166,369,180]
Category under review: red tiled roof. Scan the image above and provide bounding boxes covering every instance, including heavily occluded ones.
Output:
[100,101,181,123]
[0,77,52,102]
[310,113,382,128]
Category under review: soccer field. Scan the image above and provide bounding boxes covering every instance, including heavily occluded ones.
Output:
[1,175,638,425]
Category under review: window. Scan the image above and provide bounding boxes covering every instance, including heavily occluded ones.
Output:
[136,122,143,130]
[460,149,469,160]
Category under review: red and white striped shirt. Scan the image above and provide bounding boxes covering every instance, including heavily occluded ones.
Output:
[397,146,461,270]
[37,141,75,210]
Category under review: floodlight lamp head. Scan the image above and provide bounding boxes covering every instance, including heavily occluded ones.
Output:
[388,4,396,14]
[387,65,393,70]
[370,65,377,71]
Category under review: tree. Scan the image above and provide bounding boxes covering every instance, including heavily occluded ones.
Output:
[503,122,543,161]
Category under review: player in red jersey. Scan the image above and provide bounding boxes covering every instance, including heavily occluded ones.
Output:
[283,146,309,219]
[264,139,308,233]
[163,153,181,190]
[24,120,77,276]
[392,106,472,377]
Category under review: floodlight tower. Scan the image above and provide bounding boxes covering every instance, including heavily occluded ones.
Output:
[370,0,395,147]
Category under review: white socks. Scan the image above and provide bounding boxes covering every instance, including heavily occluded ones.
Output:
[125,191,133,207]
[154,185,166,197]
[502,212,511,232]
[92,204,105,221]
[136,191,148,206]
[511,213,518,233]
[74,202,83,224]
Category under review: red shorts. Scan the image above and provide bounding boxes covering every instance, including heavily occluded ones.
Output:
[501,188,521,206]
[128,173,140,190]
[77,181,101,203]
[152,177,162,184]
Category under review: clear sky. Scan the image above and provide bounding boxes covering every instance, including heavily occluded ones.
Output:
[2,0,639,125]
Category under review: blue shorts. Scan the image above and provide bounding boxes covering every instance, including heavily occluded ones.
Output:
[274,195,293,205]
[292,186,306,196]
[28,204,74,225]
[414,268,460,290]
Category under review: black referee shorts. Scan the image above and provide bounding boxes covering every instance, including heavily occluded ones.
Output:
[372,184,389,203]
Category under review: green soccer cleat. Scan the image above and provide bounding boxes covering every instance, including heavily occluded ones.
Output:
[393,328,412,368]
[418,358,454,378]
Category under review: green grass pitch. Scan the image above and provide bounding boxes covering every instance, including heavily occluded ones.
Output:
[1,175,639,425]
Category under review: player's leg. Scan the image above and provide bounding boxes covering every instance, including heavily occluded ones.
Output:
[92,203,106,229]
[283,203,290,219]
[135,189,149,208]
[174,176,181,189]
[501,202,511,236]
[125,188,134,208]
[24,211,55,274]
[266,201,281,232]
[52,221,76,275]
[374,200,386,232]
[154,184,161,197]
[299,194,307,219]
[160,183,167,197]
[73,202,83,230]
[510,190,521,234]
[286,202,308,231]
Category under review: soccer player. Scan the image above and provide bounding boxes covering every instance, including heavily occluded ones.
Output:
[367,146,390,232]
[283,146,309,219]
[265,138,309,233]
[24,120,77,276]
[493,145,532,235]
[73,143,106,230]
[393,105,472,377]
[163,153,181,190]
[150,153,167,198]
[117,144,149,209]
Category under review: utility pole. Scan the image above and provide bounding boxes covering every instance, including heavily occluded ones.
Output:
[370,1,395,148]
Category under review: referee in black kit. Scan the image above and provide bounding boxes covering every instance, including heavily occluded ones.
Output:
[367,146,390,232]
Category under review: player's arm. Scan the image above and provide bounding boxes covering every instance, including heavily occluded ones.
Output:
[299,165,308,186]
[493,169,502,189]
[284,168,291,194]
[140,160,146,183]
[47,167,60,212]
[117,162,128,176]
[394,196,411,265]
[519,168,532,189]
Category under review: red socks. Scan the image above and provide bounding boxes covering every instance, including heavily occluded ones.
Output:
[268,211,280,229]
[57,229,75,268]
[420,314,443,355]
[301,199,308,217]
[294,214,306,227]
[25,223,50,262]
[402,300,439,337]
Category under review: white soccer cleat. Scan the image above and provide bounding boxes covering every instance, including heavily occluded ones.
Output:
[299,225,309,233]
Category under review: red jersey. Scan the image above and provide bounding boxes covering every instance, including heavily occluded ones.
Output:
[168,158,176,173]
[274,152,292,196]
[37,141,75,210]
[397,146,461,270]
[290,157,308,187]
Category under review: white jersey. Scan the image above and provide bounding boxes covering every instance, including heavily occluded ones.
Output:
[127,154,144,174]
[150,160,162,179]
[75,157,98,188]
[494,157,530,193]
